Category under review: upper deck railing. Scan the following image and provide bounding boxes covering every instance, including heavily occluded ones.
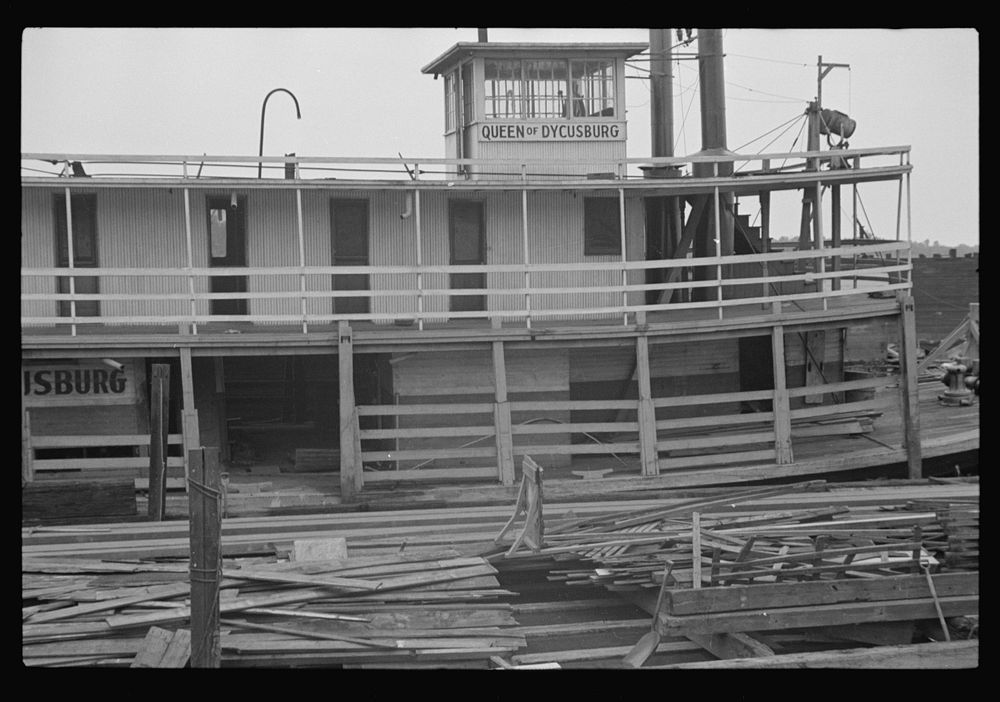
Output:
[21,146,911,186]
[21,147,913,337]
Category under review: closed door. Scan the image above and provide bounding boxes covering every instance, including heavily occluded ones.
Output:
[330,199,370,314]
[449,200,485,312]
[54,193,99,317]
[207,196,247,316]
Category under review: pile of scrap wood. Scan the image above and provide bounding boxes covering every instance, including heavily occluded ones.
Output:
[22,549,523,668]
[484,476,979,667]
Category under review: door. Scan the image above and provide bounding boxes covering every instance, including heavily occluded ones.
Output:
[330,199,370,314]
[207,196,247,316]
[449,200,485,312]
[54,193,99,317]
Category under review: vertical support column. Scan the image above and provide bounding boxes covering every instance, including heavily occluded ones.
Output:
[295,188,308,334]
[338,321,362,500]
[63,187,78,336]
[619,186,628,325]
[713,183,723,320]
[179,347,201,487]
[813,181,827,310]
[897,293,922,479]
[831,184,841,291]
[148,363,171,521]
[183,188,198,335]
[415,189,424,331]
[770,306,794,464]
[492,340,515,486]
[188,446,222,669]
[906,168,913,287]
[521,169,531,329]
[760,189,771,306]
[214,358,229,462]
[21,408,33,485]
[635,334,659,477]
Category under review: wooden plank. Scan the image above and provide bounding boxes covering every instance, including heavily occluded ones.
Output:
[361,447,497,462]
[665,572,979,616]
[803,329,826,404]
[131,627,191,668]
[656,431,775,452]
[22,408,33,483]
[339,322,362,499]
[360,467,498,482]
[658,449,776,470]
[648,640,979,669]
[897,294,923,478]
[653,389,773,409]
[635,335,658,477]
[33,457,185,471]
[22,480,136,521]
[29,434,184,448]
[358,403,495,417]
[657,595,979,636]
[492,341,515,486]
[771,321,793,463]
[148,363,170,521]
[188,447,221,668]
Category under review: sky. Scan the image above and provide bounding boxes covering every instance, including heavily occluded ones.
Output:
[20,27,979,246]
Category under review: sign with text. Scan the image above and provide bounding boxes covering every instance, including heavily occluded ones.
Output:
[480,121,626,142]
[23,360,138,407]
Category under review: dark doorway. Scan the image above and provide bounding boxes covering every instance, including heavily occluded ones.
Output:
[207,196,247,316]
[330,199,370,314]
[54,193,100,317]
[449,200,486,312]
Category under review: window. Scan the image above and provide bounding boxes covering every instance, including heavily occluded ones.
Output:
[571,60,616,117]
[444,71,457,133]
[484,58,615,120]
[53,193,99,317]
[584,198,621,256]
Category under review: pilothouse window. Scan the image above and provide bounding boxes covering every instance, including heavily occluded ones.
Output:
[484,58,615,120]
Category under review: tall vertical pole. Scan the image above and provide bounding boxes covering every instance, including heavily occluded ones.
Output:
[188,446,222,668]
[636,334,658,476]
[63,188,78,336]
[831,184,841,291]
[148,363,171,521]
[814,181,827,310]
[179,348,201,488]
[713,182,723,319]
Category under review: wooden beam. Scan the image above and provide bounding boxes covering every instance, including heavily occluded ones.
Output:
[131,627,191,668]
[635,334,659,476]
[656,195,707,305]
[648,640,978,669]
[897,294,922,478]
[179,347,200,485]
[339,322,362,499]
[22,407,33,485]
[188,447,222,668]
[492,340,515,486]
[770,317,793,464]
[147,363,170,521]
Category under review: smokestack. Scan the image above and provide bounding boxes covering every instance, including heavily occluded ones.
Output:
[649,29,674,159]
[478,28,488,42]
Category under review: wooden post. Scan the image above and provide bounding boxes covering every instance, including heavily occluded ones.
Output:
[619,186,628,325]
[63,187,78,336]
[338,321,362,499]
[636,334,659,476]
[760,190,771,305]
[183,188,197,335]
[897,294,922,478]
[148,363,171,521]
[179,348,201,486]
[492,340,515,486]
[415,189,424,331]
[713,183,723,320]
[831,184,841,291]
[814,181,827,310]
[692,512,702,589]
[521,168,531,329]
[22,408,33,485]
[295,188,308,334]
[188,447,221,668]
[771,310,794,464]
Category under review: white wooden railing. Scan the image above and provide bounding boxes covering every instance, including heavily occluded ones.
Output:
[21,242,911,333]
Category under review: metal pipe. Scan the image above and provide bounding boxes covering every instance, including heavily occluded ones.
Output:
[649,28,674,159]
[258,88,301,179]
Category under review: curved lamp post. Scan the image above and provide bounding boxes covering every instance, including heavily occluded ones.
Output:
[258,88,302,178]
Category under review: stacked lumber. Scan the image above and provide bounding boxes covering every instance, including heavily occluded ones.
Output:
[22,549,523,668]
[482,479,979,666]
